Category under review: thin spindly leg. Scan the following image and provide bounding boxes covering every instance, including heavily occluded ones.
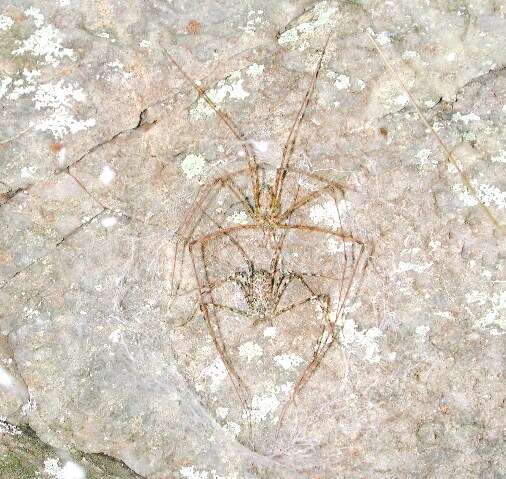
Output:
[273,35,332,205]
[189,240,250,409]
[276,293,334,434]
[273,295,317,319]
[172,174,235,294]
[303,224,365,321]
[199,237,257,440]
[278,183,340,222]
[164,49,261,208]
[210,303,249,317]
[274,165,351,223]
[328,186,357,321]
[201,211,252,264]
[171,168,255,295]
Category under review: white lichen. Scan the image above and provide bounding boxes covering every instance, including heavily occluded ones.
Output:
[215,407,229,419]
[7,83,37,101]
[20,166,37,179]
[193,71,249,117]
[179,466,224,479]
[263,326,277,338]
[273,353,303,371]
[0,14,14,31]
[340,318,383,363]
[224,421,241,436]
[472,291,506,333]
[21,394,37,416]
[328,71,350,91]
[35,111,96,139]
[238,341,263,362]
[250,391,280,422]
[227,211,249,225]
[452,112,481,125]
[491,151,506,163]
[278,1,337,50]
[202,357,227,392]
[44,458,86,479]
[452,179,506,210]
[5,78,96,138]
[181,153,207,179]
[25,7,45,27]
[102,61,133,85]
[13,24,75,66]
[33,80,85,110]
[0,76,12,98]
[0,419,22,436]
[99,165,116,185]
[0,367,14,389]
[242,9,264,35]
[396,261,432,274]
[246,63,264,76]
[415,325,430,341]
[466,290,488,305]
[101,217,117,228]
[393,92,409,107]
[375,31,392,45]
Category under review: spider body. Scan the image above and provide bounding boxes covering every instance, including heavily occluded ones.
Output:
[167,37,369,443]
[235,264,282,323]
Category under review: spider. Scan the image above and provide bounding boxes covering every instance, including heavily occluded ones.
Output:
[166,35,369,439]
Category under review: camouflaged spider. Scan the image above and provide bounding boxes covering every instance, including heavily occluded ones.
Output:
[166,36,369,435]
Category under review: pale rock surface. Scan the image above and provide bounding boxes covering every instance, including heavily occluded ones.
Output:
[1,1,505,478]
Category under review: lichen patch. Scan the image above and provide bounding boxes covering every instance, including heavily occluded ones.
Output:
[192,71,249,118]
[181,153,207,180]
[0,14,14,31]
[13,17,75,66]
[238,341,263,362]
[273,353,303,371]
[278,1,337,51]
[341,318,383,363]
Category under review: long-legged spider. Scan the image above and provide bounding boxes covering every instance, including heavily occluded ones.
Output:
[166,36,369,444]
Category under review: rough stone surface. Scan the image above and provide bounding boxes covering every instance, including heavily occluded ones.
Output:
[0,421,143,478]
[1,1,505,478]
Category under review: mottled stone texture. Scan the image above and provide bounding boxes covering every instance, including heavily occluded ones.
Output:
[0,422,143,479]
[0,1,505,478]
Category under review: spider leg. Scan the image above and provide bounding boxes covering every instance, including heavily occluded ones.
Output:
[273,35,332,206]
[278,182,341,222]
[202,211,252,264]
[209,303,249,317]
[273,164,358,227]
[272,295,316,319]
[272,270,315,314]
[171,169,256,295]
[172,174,235,295]
[276,293,334,433]
[281,223,367,322]
[189,240,250,408]
[270,184,300,290]
[165,49,261,209]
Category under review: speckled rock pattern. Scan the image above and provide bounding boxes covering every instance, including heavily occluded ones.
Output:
[0,422,143,479]
[0,1,505,478]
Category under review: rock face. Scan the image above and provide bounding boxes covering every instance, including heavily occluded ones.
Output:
[0,1,505,478]
[0,421,143,479]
